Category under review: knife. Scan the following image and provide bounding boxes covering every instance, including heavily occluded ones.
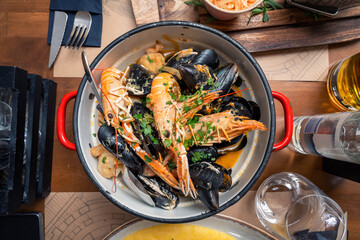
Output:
[48,11,68,68]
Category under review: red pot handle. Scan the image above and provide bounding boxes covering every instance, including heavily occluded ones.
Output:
[57,90,77,151]
[272,91,293,151]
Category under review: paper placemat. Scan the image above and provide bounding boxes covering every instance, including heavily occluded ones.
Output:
[44,191,271,239]
[53,0,137,78]
[253,45,329,81]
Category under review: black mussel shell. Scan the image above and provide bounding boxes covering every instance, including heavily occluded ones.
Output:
[97,125,144,174]
[220,96,252,119]
[215,134,248,154]
[126,64,155,96]
[137,175,179,210]
[198,188,219,211]
[166,49,197,69]
[187,146,219,163]
[212,63,239,96]
[218,167,232,192]
[189,162,224,190]
[248,101,261,121]
[190,49,220,70]
[234,74,244,87]
[178,64,215,93]
[130,102,166,157]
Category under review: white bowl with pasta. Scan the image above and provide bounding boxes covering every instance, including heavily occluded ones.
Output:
[204,0,263,20]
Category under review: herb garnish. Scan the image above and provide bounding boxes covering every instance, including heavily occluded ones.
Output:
[102,156,106,164]
[144,155,152,163]
[184,0,205,8]
[248,0,283,25]
[147,56,154,63]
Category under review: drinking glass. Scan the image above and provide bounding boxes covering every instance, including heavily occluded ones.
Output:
[326,52,360,111]
[255,172,347,240]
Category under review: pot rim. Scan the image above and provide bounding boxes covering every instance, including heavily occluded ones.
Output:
[73,20,275,223]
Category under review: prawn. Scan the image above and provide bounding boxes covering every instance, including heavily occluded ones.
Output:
[147,73,220,198]
[183,110,268,145]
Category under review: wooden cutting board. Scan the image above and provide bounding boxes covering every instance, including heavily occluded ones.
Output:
[131,0,360,53]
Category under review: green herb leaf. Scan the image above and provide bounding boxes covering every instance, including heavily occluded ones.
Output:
[134,114,142,120]
[164,139,172,148]
[147,56,154,63]
[166,101,172,105]
[144,155,152,163]
[184,0,205,8]
[93,133,96,137]
[102,156,106,164]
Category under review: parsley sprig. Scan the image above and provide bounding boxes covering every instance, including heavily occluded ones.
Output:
[248,0,283,25]
[184,0,205,8]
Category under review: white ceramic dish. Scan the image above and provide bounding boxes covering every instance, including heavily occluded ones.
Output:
[104,215,276,240]
[204,0,263,20]
[57,21,292,223]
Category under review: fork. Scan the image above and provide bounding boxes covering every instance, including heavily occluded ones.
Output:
[65,11,92,49]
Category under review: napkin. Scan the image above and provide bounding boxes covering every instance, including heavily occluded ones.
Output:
[47,0,102,47]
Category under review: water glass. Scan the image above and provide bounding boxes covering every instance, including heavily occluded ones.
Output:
[255,172,347,240]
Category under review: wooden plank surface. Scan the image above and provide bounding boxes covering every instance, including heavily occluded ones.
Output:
[200,6,360,31]
[131,0,160,26]
[229,17,360,52]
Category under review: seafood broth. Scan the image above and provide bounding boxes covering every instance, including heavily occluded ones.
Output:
[76,23,273,220]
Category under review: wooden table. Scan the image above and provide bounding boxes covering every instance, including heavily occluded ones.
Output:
[1,0,360,238]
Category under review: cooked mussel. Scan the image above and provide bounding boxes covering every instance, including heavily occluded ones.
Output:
[178,64,215,93]
[130,102,166,157]
[248,101,261,121]
[187,146,219,163]
[190,49,220,70]
[97,125,144,174]
[220,96,253,119]
[211,63,239,96]
[215,134,248,154]
[126,64,155,96]
[189,161,232,210]
[166,48,197,69]
[136,175,179,210]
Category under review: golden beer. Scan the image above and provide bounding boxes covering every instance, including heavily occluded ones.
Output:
[326,52,360,111]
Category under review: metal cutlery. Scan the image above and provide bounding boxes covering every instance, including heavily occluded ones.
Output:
[48,11,68,68]
[66,11,92,49]
[80,51,155,207]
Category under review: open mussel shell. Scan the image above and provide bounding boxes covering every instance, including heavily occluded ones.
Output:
[187,146,219,164]
[190,49,220,70]
[220,96,253,119]
[97,125,144,174]
[178,64,215,93]
[136,175,179,210]
[126,64,155,96]
[212,63,239,96]
[190,161,232,210]
[166,48,197,69]
[130,102,166,157]
[215,134,248,154]
[248,101,261,121]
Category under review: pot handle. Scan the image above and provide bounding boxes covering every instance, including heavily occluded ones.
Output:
[57,90,77,151]
[272,91,293,151]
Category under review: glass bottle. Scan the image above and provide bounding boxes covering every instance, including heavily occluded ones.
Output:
[289,111,360,164]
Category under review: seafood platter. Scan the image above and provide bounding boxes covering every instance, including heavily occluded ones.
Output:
[57,21,292,222]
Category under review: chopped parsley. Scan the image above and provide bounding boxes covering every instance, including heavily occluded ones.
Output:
[144,155,152,163]
[147,56,154,63]
[102,156,106,164]
[167,159,176,171]
[164,139,172,148]
[93,133,96,137]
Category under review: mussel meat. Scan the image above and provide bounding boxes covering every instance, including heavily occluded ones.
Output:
[97,125,145,174]
[130,102,166,157]
[126,64,155,96]
[189,161,232,210]
[136,175,179,210]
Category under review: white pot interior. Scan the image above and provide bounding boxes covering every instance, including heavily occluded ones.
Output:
[75,22,274,222]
